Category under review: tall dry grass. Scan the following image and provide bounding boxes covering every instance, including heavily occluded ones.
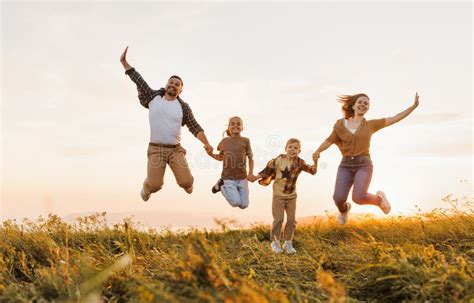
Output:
[1,196,473,302]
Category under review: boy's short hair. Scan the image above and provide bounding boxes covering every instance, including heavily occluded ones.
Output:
[285,138,301,149]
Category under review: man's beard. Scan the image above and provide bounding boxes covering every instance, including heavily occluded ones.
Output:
[166,88,177,97]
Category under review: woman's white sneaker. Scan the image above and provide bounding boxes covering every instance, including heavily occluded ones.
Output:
[337,202,352,225]
[376,191,391,214]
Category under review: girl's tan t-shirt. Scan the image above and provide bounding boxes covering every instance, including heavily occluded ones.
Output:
[217,136,253,180]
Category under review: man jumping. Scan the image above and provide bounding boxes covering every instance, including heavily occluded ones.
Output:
[120,46,213,201]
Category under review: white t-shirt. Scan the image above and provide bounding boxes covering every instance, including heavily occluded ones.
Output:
[148,95,183,144]
[344,119,357,134]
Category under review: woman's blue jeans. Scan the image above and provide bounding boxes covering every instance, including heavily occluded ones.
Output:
[333,156,381,213]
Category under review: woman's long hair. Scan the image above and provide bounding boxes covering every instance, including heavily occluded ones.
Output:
[338,93,369,119]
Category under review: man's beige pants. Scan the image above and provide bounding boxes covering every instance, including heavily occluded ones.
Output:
[143,144,194,195]
[271,195,297,241]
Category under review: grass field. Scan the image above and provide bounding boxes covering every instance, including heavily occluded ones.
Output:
[1,196,473,302]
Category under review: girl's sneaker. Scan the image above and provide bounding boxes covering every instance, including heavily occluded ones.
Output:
[282,241,297,254]
[211,179,224,194]
[337,202,352,225]
[141,187,150,202]
[271,241,283,254]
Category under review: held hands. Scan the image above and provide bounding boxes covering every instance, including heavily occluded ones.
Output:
[204,144,214,155]
[312,151,320,162]
[247,174,258,182]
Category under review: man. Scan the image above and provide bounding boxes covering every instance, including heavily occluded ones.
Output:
[120,46,213,201]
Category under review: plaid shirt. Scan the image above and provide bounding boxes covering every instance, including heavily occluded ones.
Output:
[258,154,317,195]
[125,68,204,137]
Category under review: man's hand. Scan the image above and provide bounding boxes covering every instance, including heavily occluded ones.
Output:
[120,46,132,71]
[204,144,213,154]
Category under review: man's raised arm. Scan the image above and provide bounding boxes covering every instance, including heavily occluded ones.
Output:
[120,46,133,71]
[120,46,158,108]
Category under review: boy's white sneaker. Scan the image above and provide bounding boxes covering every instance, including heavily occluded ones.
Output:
[337,202,352,225]
[282,241,297,254]
[140,187,150,202]
[271,241,283,254]
[376,191,391,214]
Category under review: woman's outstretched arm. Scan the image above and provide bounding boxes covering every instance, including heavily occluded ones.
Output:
[385,92,420,127]
[313,125,339,161]
[313,139,333,161]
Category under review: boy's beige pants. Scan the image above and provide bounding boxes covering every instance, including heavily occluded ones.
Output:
[271,195,297,241]
[143,144,194,194]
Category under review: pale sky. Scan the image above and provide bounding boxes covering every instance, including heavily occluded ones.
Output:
[1,2,472,227]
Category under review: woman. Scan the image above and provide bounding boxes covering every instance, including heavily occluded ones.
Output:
[313,93,419,224]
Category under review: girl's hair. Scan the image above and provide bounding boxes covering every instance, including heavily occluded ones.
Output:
[285,138,301,149]
[337,93,369,119]
[223,116,243,137]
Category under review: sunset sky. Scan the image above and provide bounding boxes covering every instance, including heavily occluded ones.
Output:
[2,2,472,227]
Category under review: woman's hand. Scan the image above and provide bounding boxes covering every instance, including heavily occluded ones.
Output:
[413,92,420,109]
[385,92,420,127]
[312,151,320,162]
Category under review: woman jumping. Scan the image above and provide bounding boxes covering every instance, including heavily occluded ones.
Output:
[313,93,419,224]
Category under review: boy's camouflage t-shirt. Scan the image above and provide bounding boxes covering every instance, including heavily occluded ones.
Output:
[258,155,317,197]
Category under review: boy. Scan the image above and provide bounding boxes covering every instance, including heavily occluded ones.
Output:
[253,138,318,254]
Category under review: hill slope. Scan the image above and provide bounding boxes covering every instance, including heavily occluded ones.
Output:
[1,208,473,302]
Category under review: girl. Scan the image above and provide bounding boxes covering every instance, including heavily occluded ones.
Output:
[207,117,255,209]
[313,93,419,224]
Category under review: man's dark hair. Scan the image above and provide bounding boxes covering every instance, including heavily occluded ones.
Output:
[169,75,183,87]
